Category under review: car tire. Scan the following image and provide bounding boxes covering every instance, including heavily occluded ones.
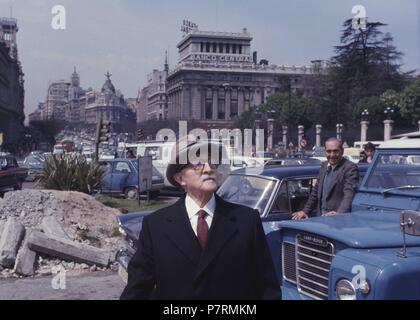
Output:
[124,187,138,200]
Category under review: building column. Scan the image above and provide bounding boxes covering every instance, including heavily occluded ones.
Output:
[225,87,231,120]
[360,121,369,143]
[336,123,343,141]
[253,88,262,106]
[238,87,245,116]
[212,87,218,121]
[383,119,394,141]
[282,125,288,147]
[316,124,322,147]
[267,118,274,151]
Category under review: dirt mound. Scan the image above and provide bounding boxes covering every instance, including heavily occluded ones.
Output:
[0,190,121,250]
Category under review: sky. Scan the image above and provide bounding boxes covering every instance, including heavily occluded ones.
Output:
[0,0,419,119]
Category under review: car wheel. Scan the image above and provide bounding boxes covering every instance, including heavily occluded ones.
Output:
[124,187,138,200]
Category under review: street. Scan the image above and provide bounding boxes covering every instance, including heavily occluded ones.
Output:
[0,271,125,300]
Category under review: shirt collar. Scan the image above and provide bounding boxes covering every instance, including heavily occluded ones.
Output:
[185,193,216,220]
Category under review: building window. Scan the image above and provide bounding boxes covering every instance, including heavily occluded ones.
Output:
[212,43,217,53]
[226,44,230,54]
[239,45,242,54]
[219,43,223,53]
[206,43,210,52]
[232,44,237,54]
[201,42,204,52]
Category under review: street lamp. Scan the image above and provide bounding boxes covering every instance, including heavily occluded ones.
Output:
[384,107,394,120]
[361,109,369,121]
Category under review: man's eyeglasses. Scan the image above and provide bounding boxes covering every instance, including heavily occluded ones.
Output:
[183,162,219,172]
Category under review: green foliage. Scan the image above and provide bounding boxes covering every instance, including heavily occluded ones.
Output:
[236,92,313,130]
[38,154,105,194]
[352,96,384,124]
[399,80,420,125]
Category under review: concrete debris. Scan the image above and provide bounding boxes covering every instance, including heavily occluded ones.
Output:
[28,231,111,268]
[14,229,37,276]
[0,190,122,278]
[0,217,25,268]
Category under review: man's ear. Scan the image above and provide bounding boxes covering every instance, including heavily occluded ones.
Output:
[174,172,186,186]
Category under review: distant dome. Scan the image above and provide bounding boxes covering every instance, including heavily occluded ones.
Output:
[101,71,116,94]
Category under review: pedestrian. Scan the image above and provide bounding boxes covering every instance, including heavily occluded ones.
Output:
[120,138,280,300]
[359,142,376,164]
[292,137,359,219]
[126,149,136,158]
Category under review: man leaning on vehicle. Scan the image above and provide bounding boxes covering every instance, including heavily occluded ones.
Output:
[292,137,359,219]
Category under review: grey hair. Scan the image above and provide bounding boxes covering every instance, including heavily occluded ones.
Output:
[325,137,343,149]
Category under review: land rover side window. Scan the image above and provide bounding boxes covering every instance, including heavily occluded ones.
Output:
[269,181,290,215]
[269,178,316,217]
[365,153,420,195]
[287,178,316,212]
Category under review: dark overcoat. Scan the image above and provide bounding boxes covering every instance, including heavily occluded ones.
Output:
[120,194,280,300]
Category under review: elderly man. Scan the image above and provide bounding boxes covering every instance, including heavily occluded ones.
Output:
[120,139,280,300]
[292,137,359,219]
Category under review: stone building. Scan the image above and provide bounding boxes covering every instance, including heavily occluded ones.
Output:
[136,53,169,123]
[165,26,315,128]
[0,17,25,149]
[84,72,135,125]
[45,80,70,121]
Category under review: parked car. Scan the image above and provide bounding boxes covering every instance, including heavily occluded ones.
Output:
[278,141,420,300]
[23,155,46,182]
[0,155,28,196]
[115,163,368,274]
[264,158,322,167]
[99,158,165,199]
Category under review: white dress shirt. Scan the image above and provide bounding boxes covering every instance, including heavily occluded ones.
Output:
[185,193,215,236]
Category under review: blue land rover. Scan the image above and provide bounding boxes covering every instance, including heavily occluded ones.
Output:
[277,139,420,300]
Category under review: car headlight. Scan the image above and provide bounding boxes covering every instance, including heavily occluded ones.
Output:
[336,279,356,300]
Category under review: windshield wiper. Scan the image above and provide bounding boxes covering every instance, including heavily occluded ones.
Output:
[382,185,420,195]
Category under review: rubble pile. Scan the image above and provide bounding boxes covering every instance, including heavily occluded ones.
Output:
[0,190,122,278]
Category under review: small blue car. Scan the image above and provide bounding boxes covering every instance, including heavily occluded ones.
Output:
[99,158,164,199]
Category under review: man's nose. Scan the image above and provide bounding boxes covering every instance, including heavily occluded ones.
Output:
[202,162,213,173]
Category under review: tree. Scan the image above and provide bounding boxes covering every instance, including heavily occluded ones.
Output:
[235,92,314,133]
[399,80,420,125]
[29,119,66,146]
[328,19,408,125]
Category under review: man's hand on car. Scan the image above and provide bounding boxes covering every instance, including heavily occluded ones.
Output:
[292,211,309,220]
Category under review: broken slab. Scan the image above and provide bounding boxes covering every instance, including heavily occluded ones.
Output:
[41,216,71,242]
[0,217,25,268]
[0,220,5,237]
[27,230,111,268]
[14,229,37,276]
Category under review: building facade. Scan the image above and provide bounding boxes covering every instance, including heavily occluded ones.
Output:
[29,70,135,128]
[84,72,135,125]
[0,17,25,149]
[165,27,315,128]
[136,54,169,123]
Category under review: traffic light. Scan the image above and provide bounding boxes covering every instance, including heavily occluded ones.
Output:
[100,121,112,143]
[96,119,112,144]
[137,129,143,141]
